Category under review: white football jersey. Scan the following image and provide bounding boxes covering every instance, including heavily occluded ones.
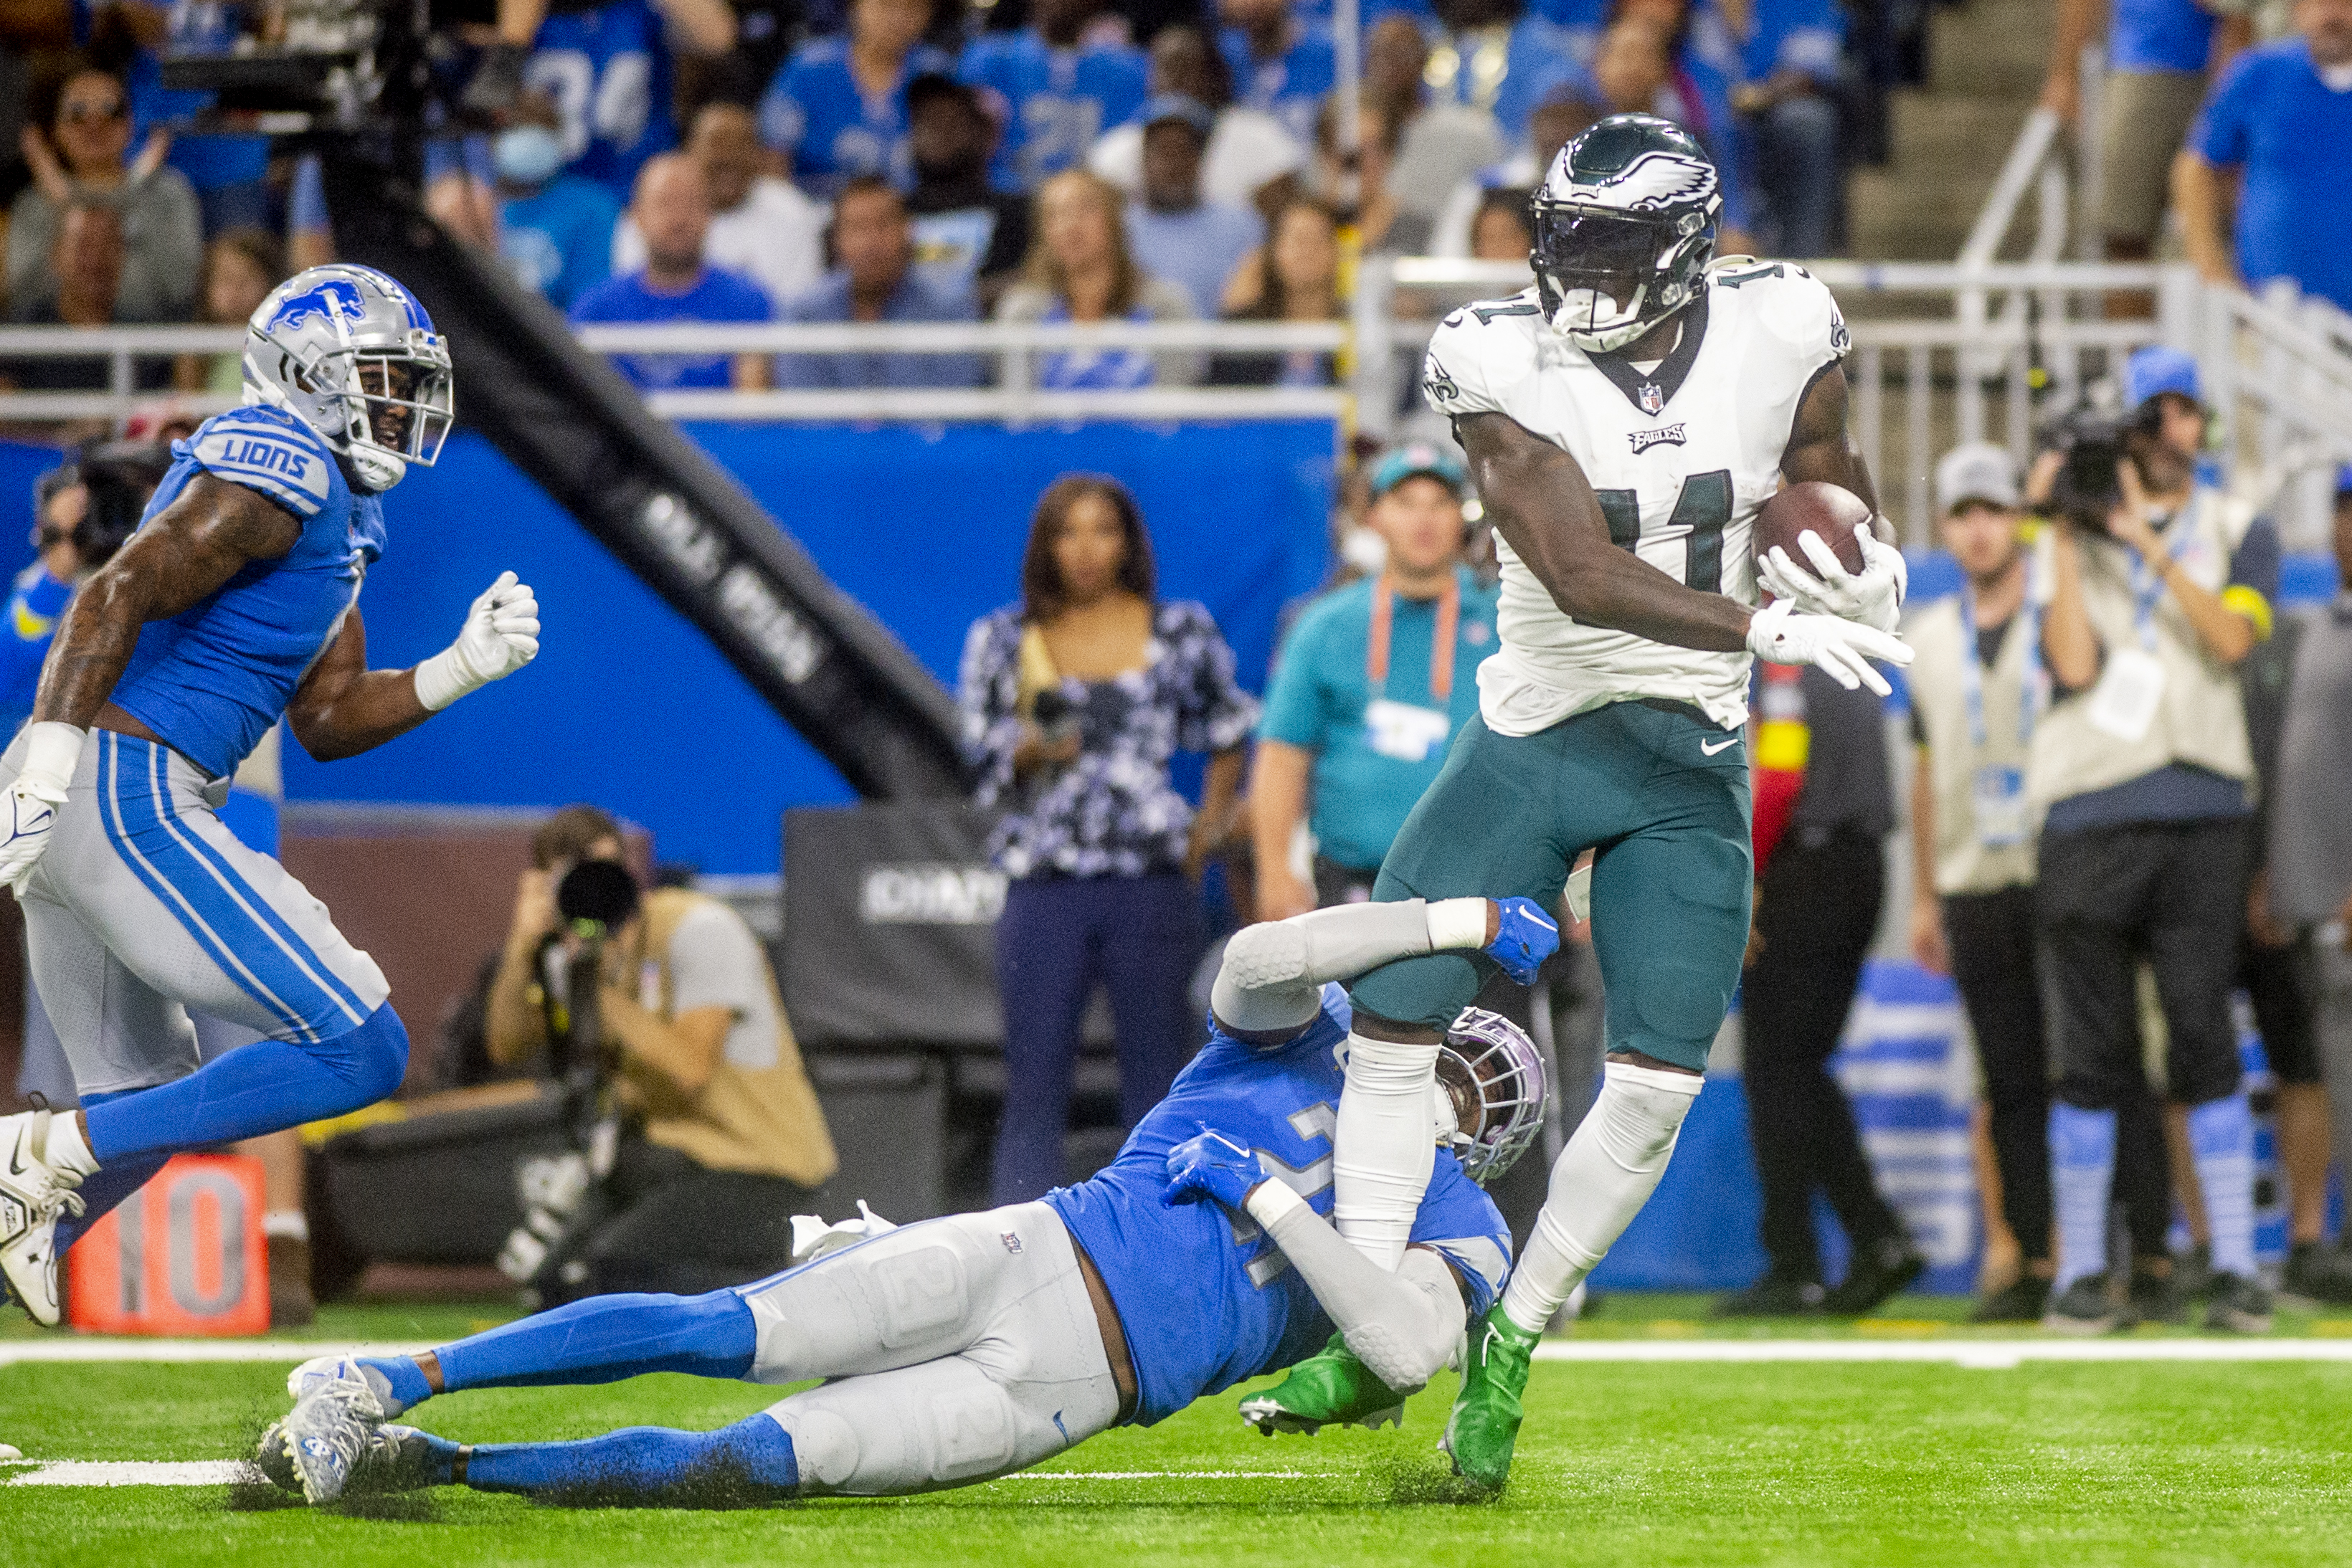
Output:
[1422,259,1850,733]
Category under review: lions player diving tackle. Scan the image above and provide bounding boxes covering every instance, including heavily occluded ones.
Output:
[1248,113,1915,1489]
[254,895,1557,1504]
[0,265,542,1326]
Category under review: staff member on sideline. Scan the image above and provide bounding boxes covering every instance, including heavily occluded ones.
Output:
[1252,444,1499,920]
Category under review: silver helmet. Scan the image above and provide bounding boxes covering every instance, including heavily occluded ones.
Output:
[1433,1007,1548,1184]
[242,264,453,493]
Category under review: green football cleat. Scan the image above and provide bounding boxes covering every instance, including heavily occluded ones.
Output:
[1238,1333,1406,1435]
[1441,1303,1540,1491]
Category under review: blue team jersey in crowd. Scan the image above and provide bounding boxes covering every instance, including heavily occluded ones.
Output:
[958,30,1149,192]
[569,266,775,389]
[1423,19,1596,147]
[111,407,385,779]
[2190,38,2352,315]
[2112,0,2217,73]
[500,175,622,310]
[0,564,72,738]
[526,0,677,195]
[1218,24,1337,147]
[760,37,956,192]
[1045,987,1512,1427]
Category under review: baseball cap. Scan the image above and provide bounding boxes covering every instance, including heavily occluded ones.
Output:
[1139,93,1215,139]
[1934,441,2020,514]
[1370,442,1469,500]
[2124,345,2201,412]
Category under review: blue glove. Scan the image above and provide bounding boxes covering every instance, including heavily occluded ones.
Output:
[1484,895,1560,984]
[1162,1126,1269,1211]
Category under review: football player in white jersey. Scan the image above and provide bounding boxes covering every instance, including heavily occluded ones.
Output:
[1243,115,1912,1489]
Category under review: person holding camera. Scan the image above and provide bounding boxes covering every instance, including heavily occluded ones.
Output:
[484,805,838,1304]
[0,445,157,743]
[2028,396,2282,1335]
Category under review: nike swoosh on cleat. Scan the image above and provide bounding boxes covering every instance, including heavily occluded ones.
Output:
[1699,737,1739,756]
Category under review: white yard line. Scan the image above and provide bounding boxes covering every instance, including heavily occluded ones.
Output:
[8,1460,263,1487]
[0,1340,430,1365]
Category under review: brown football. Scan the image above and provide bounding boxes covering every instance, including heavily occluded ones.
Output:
[1755,481,1872,580]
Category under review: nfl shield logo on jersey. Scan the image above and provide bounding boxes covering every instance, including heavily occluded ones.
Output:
[1638,381,1664,415]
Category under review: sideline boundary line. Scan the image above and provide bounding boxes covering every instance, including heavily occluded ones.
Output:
[1,1460,1317,1488]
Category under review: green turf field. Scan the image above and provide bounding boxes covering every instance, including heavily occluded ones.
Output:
[7,1296,2352,1567]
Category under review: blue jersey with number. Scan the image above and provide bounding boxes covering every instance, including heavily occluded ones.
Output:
[110,407,384,779]
[1045,987,1512,1426]
[525,0,675,196]
[957,29,1149,193]
[759,37,955,193]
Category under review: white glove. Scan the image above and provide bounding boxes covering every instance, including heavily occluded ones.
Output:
[1756,526,1907,634]
[1746,598,1912,697]
[0,722,83,894]
[414,570,541,712]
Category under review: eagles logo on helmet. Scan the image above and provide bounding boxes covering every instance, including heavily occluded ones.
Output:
[1528,113,1722,354]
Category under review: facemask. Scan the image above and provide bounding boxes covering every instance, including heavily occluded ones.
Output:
[493,125,566,186]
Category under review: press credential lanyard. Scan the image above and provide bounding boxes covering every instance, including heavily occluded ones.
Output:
[1366,571,1461,701]
[1957,554,2042,751]
[2128,495,2201,654]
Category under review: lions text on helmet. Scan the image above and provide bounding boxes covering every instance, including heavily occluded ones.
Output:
[245,265,455,493]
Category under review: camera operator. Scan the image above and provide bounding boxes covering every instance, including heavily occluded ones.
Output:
[485,805,838,1303]
[2027,397,2281,1336]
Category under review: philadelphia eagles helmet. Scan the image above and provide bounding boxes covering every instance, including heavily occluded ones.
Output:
[1530,113,1722,353]
[242,265,454,493]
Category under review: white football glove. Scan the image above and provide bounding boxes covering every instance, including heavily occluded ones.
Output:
[414,570,542,713]
[1746,597,1912,697]
[0,722,83,894]
[1756,526,1907,634]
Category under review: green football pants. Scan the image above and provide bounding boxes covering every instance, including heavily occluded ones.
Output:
[1347,701,1753,1073]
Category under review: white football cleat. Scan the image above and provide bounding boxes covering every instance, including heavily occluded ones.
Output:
[272,1356,396,1503]
[0,1105,85,1327]
[257,1415,432,1499]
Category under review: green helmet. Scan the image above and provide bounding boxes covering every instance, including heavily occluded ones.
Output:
[1530,113,1722,353]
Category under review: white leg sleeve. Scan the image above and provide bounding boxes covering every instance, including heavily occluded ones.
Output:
[1333,1033,1441,1271]
[1252,1182,1463,1392]
[1499,1063,1702,1335]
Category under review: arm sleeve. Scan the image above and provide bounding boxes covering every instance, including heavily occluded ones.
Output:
[1210,896,1492,1035]
[1252,1186,1466,1392]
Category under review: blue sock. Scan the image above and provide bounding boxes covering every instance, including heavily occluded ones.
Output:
[2050,1103,2118,1293]
[52,1090,167,1257]
[361,1354,436,1415]
[2186,1092,2257,1280]
[82,1004,408,1164]
[432,1289,757,1394]
[448,1415,797,1500]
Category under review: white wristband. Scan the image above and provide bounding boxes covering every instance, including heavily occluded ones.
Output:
[412,645,484,713]
[1424,897,1489,952]
[19,721,85,792]
[1243,1179,1308,1227]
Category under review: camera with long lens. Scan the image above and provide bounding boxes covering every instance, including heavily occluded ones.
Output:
[2042,408,2134,533]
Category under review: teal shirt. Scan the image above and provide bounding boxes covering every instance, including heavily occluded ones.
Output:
[1258,565,1499,870]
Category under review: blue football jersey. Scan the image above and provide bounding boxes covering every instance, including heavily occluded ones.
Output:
[111,406,384,779]
[525,0,676,194]
[957,30,1149,193]
[1218,24,1337,148]
[1045,986,1512,1426]
[759,37,955,193]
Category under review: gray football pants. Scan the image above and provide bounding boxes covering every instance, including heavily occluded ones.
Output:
[734,1202,1122,1496]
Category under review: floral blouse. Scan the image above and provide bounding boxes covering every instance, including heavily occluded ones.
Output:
[959,599,1260,879]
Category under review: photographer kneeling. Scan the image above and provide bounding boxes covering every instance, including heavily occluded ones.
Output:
[486,807,838,1304]
[2030,412,2280,1335]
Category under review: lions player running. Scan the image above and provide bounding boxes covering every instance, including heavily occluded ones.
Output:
[255,895,1556,1505]
[1254,115,1913,1488]
[0,265,541,1325]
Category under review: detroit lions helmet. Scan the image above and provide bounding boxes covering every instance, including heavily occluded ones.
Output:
[1530,113,1722,353]
[1434,1008,1548,1184]
[243,265,453,493]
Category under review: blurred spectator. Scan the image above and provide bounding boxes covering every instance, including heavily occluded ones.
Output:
[959,0,1149,192]
[1429,91,1597,255]
[522,0,737,199]
[1090,24,1305,215]
[774,177,983,388]
[995,168,1201,389]
[486,806,839,1302]
[1,201,172,401]
[760,0,952,193]
[9,65,201,324]
[173,227,284,397]
[1718,656,1920,1318]
[958,475,1256,1202]
[2029,393,2279,1334]
[1723,0,1846,257]
[570,153,774,391]
[284,153,336,273]
[1251,443,1496,918]
[478,91,626,310]
[105,0,273,235]
[0,445,147,738]
[1312,92,1405,251]
[620,102,824,313]
[1218,0,1337,146]
[2179,0,2352,313]
[1119,94,1264,318]
[1210,196,1340,384]
[1365,13,1436,133]
[2044,0,2220,267]
[1418,0,1591,148]
[1469,185,1534,258]
[905,72,1034,306]
[1615,0,1761,249]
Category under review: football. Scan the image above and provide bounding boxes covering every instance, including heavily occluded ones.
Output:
[1755,481,1872,579]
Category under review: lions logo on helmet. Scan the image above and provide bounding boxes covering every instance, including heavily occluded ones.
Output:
[1433,1008,1548,1184]
[1530,113,1722,353]
[244,265,455,495]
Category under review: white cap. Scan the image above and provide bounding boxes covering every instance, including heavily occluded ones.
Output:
[1934,441,2020,515]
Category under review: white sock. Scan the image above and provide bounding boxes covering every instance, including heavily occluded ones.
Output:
[2048,1103,2115,1293]
[263,1210,310,1243]
[1499,1063,1702,1335]
[1333,1032,1441,1270]
[41,1108,99,1178]
[2186,1093,2257,1280]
